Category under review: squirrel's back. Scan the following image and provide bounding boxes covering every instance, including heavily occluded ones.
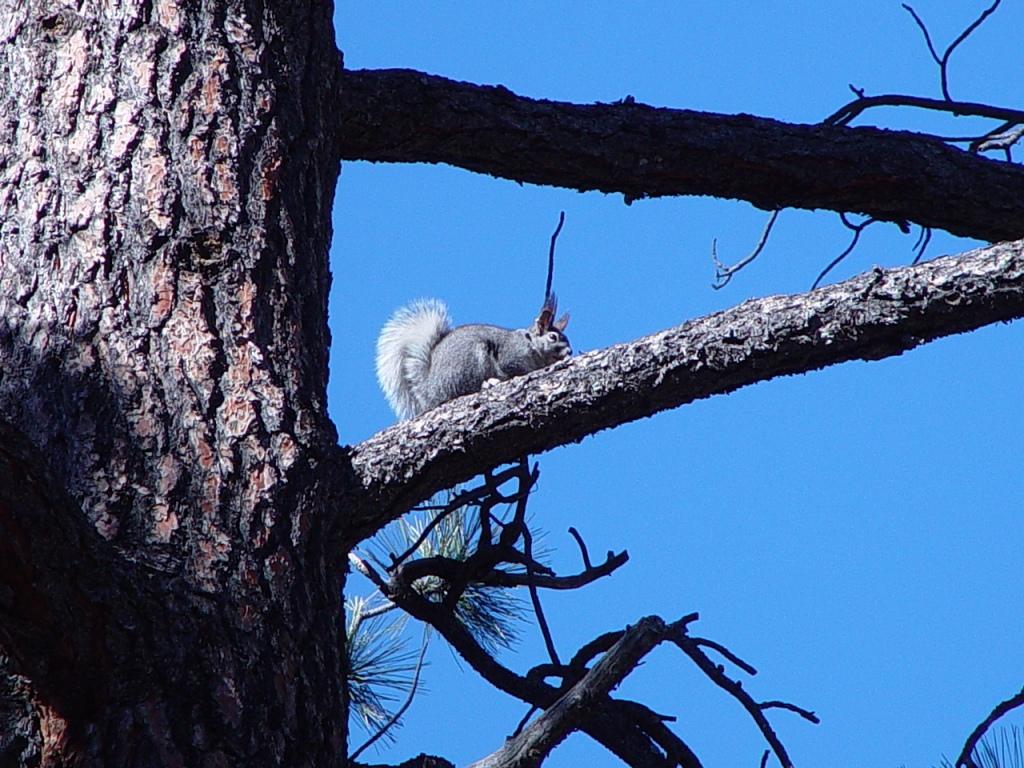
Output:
[375,299,452,420]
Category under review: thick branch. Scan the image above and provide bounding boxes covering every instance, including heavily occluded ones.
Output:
[335,68,1024,242]
[344,239,1024,543]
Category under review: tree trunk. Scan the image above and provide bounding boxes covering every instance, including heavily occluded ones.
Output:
[0,1,346,765]
[2,3,1022,768]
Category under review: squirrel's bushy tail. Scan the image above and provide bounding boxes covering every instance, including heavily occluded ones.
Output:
[375,299,452,420]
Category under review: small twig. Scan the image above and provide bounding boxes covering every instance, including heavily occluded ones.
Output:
[389,467,522,567]
[359,601,401,620]
[567,526,592,570]
[512,705,539,737]
[349,623,432,761]
[759,700,820,724]
[901,1,1002,101]
[812,214,877,289]
[912,226,932,265]
[823,93,1024,128]
[520,491,561,667]
[545,211,565,302]
[956,685,1024,768]
[972,123,1024,161]
[712,210,780,289]
[692,637,758,676]
[901,3,942,67]
[477,549,627,591]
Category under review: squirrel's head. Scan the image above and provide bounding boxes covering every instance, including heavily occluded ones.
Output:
[527,294,571,362]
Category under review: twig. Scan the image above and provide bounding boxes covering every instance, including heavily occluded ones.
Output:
[545,211,565,302]
[692,637,758,676]
[823,93,1024,128]
[349,624,432,761]
[972,123,1024,161]
[477,549,627,591]
[712,210,780,289]
[516,463,560,667]
[956,685,1024,768]
[759,700,820,724]
[672,625,814,768]
[389,466,522,567]
[567,526,592,570]
[901,1,1002,101]
[359,601,401,620]
[912,226,932,265]
[811,214,874,289]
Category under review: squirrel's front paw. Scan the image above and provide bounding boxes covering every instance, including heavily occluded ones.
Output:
[481,377,502,390]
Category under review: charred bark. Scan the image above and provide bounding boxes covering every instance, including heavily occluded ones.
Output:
[335,68,1024,243]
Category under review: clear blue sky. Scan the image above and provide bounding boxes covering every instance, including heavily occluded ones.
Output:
[331,3,1024,766]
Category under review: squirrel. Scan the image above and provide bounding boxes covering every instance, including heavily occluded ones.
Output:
[376,295,571,420]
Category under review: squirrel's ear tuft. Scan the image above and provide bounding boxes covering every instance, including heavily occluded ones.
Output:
[553,312,569,332]
[536,293,558,331]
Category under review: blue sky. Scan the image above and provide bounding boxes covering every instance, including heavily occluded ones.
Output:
[331,3,1024,766]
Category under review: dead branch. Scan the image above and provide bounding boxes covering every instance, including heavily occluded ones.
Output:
[823,92,1024,129]
[467,617,685,768]
[355,494,811,768]
[901,0,1001,101]
[712,210,781,290]
[671,628,816,768]
[955,685,1024,768]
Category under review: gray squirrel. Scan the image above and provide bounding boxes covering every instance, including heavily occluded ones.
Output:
[376,295,571,420]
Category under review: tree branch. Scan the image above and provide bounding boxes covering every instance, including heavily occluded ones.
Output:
[335,68,1024,242]
[343,239,1024,543]
[955,685,1024,768]
[467,617,682,768]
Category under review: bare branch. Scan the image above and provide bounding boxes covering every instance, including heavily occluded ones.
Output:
[545,211,566,303]
[692,637,758,676]
[759,700,820,725]
[479,550,628,591]
[335,69,1024,242]
[972,124,1024,160]
[811,213,879,289]
[343,240,1024,544]
[467,617,677,768]
[901,1,1002,101]
[823,93,1024,130]
[712,210,781,290]
[956,685,1024,768]
[671,629,810,768]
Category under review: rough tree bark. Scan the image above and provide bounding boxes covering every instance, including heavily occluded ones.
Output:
[0,1,346,765]
[0,3,1021,768]
[335,69,1024,243]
